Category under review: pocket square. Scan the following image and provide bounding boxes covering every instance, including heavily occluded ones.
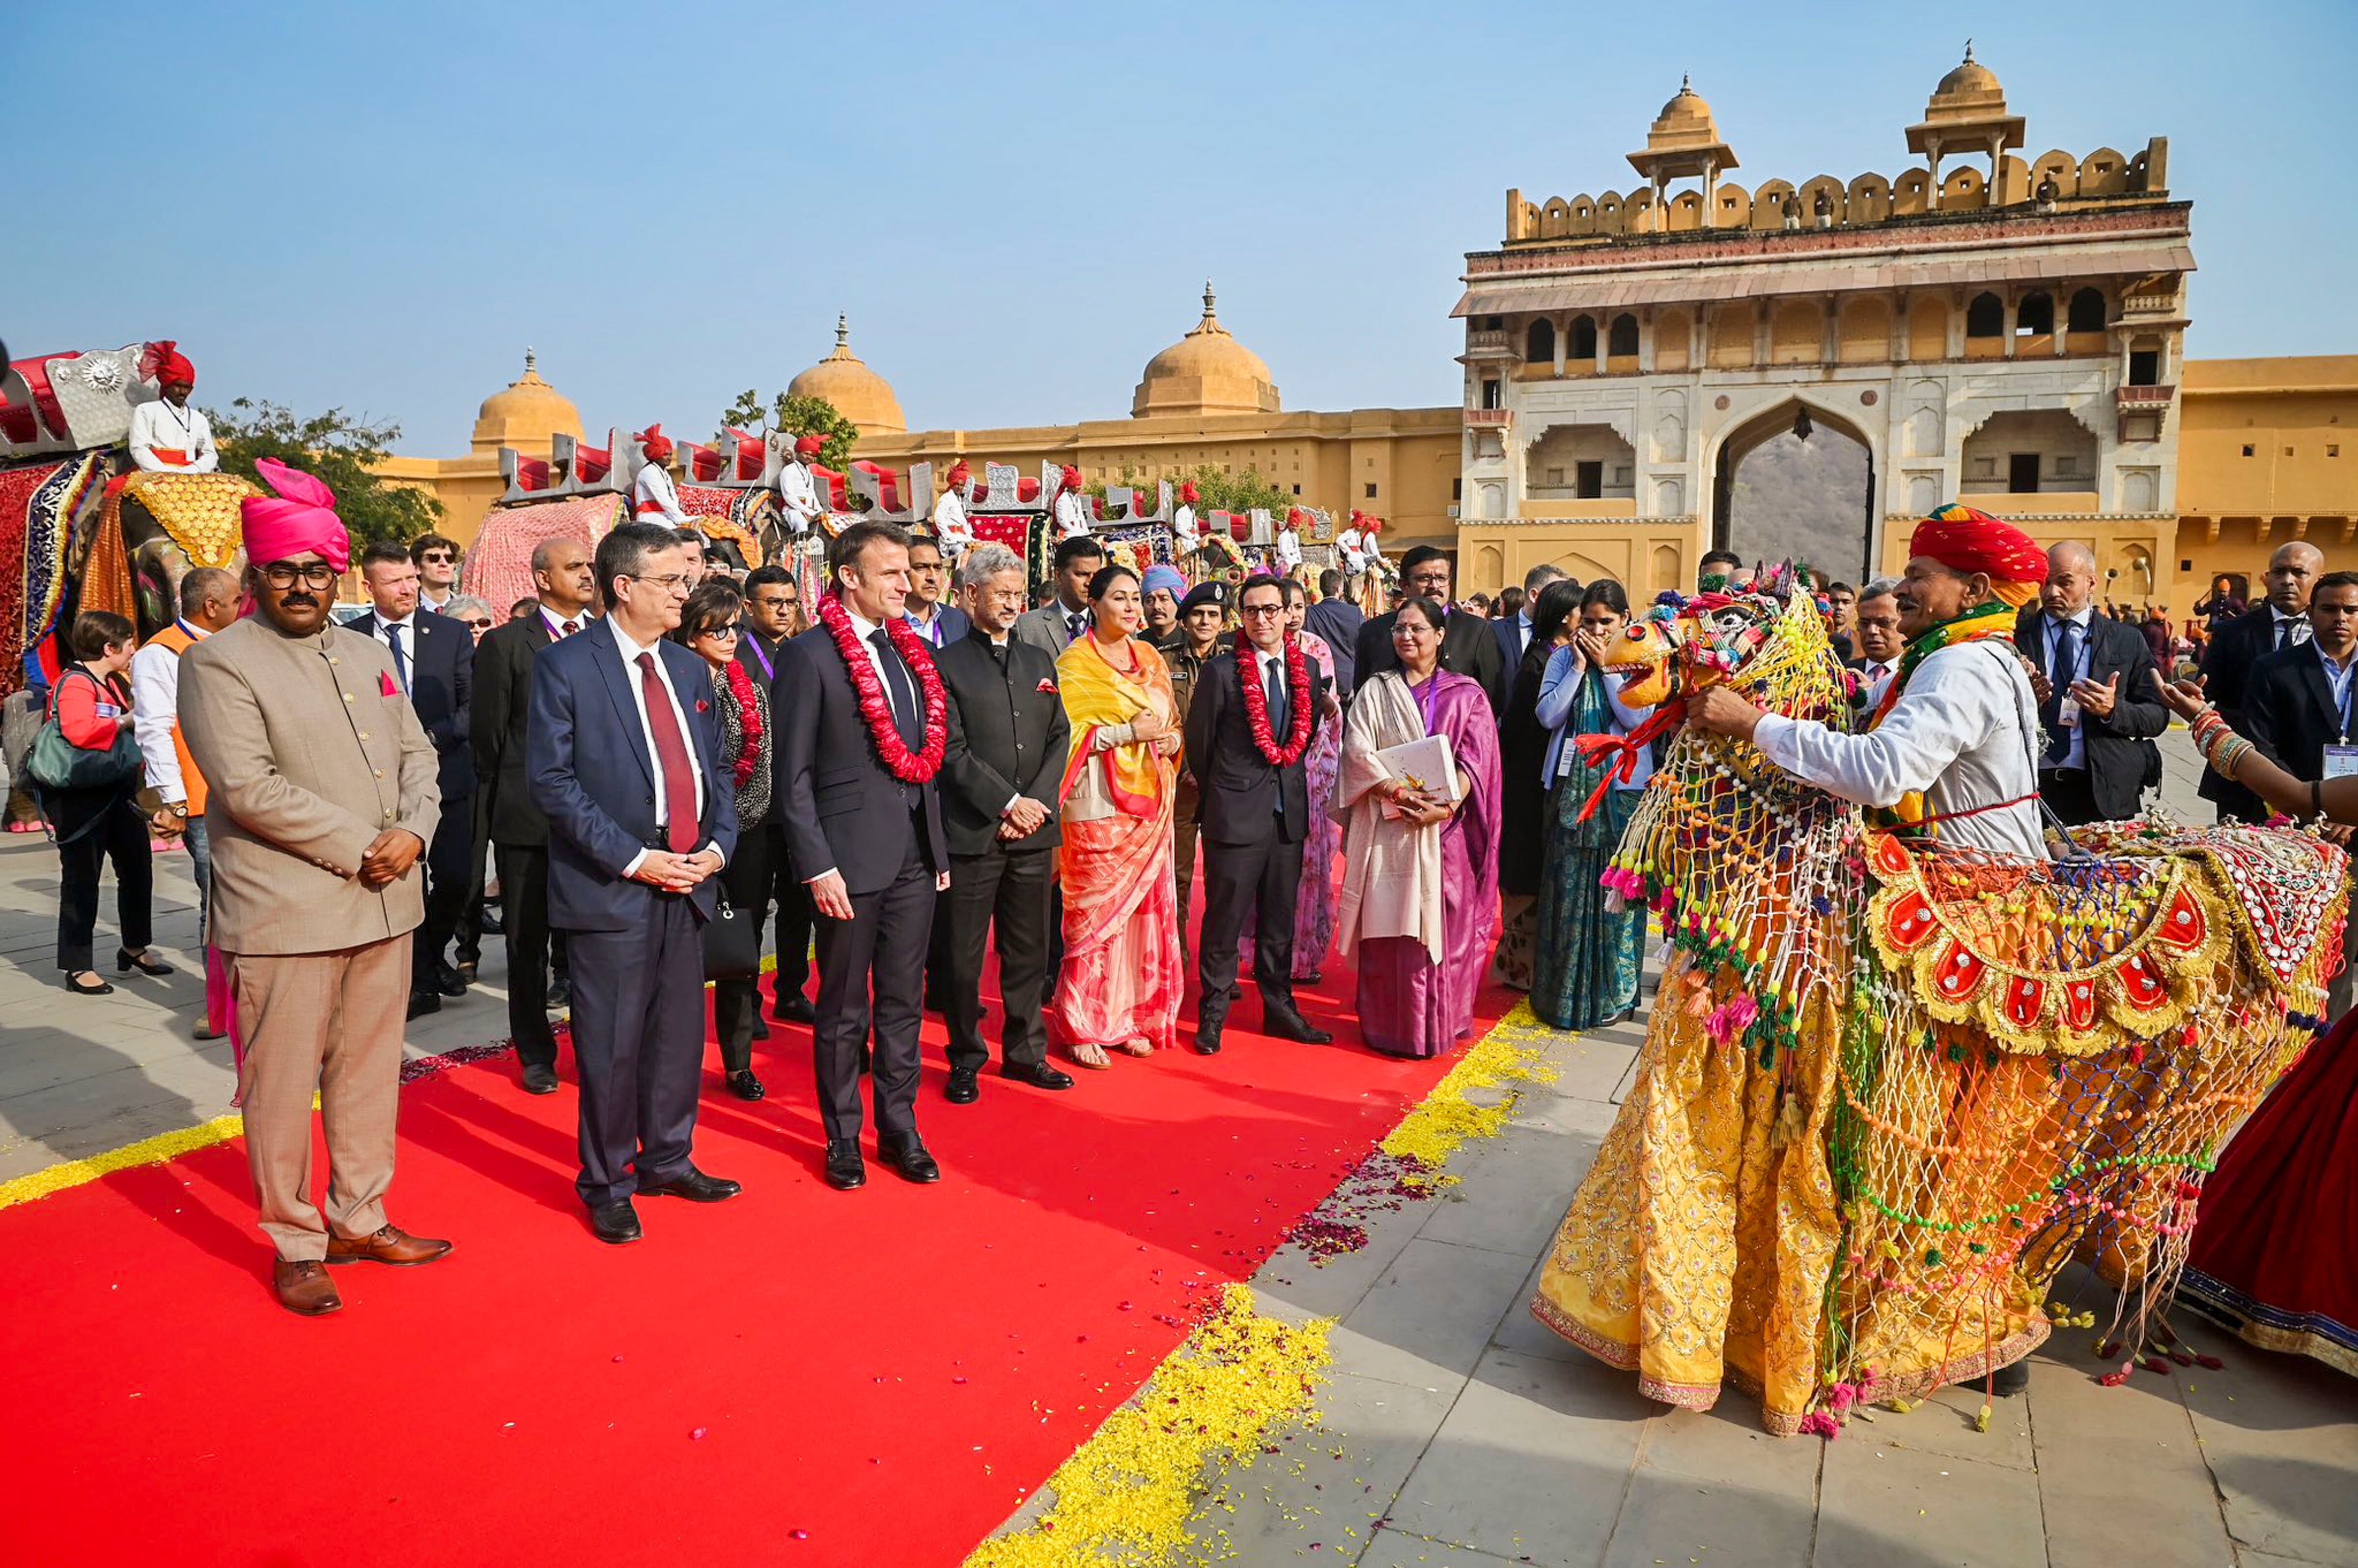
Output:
[695,698,711,713]
[378,672,398,698]
[1036,678,1059,695]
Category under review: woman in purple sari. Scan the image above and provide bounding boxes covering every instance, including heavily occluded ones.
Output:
[1333,597,1502,1057]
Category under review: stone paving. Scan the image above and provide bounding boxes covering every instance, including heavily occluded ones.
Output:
[3,731,2355,1567]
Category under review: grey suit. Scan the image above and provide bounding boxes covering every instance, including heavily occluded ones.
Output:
[1012,600,1091,662]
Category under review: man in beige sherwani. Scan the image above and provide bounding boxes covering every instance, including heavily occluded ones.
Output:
[178,458,454,1316]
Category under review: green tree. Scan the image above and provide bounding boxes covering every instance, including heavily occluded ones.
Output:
[715,390,859,472]
[206,398,444,548]
[1174,462,1298,519]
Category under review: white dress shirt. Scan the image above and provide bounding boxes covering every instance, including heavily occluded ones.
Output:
[2271,606,2316,653]
[2038,607,2096,771]
[632,464,689,527]
[539,606,589,641]
[1053,490,1092,540]
[804,606,905,884]
[1754,640,2047,860]
[606,620,712,876]
[419,587,454,615]
[127,399,218,472]
[931,488,974,557]
[778,460,823,535]
[130,619,208,802]
[1854,657,1897,711]
[367,610,420,693]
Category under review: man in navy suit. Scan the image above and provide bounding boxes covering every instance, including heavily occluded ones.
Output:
[529,521,741,1244]
[773,519,952,1191]
[2199,542,2325,824]
[1493,563,1568,676]
[1303,570,1364,702]
[355,541,475,1019]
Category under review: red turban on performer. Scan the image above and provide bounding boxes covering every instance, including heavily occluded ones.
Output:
[1909,503,2047,588]
[239,459,350,616]
[794,434,824,458]
[946,461,971,486]
[142,340,196,387]
[636,424,674,462]
[1060,465,1082,490]
[1285,507,1307,529]
[1179,481,1199,504]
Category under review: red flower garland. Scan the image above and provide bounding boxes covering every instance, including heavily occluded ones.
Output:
[814,591,949,783]
[1237,633,1315,767]
[723,656,761,790]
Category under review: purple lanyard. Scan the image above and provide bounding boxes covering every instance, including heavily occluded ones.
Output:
[745,635,775,682]
[1412,671,1442,734]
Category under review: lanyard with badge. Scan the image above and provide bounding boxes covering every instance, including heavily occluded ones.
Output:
[2051,616,2092,730]
[2324,655,2358,780]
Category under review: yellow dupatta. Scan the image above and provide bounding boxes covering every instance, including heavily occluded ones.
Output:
[1056,633,1167,815]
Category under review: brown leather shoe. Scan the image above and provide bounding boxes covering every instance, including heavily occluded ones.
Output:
[325,1224,453,1267]
[273,1259,343,1316]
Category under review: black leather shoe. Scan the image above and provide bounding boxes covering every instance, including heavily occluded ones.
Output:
[750,1014,770,1041]
[434,961,468,999]
[824,1142,867,1190]
[480,909,504,935]
[726,1068,766,1102]
[773,991,816,1024]
[1002,1060,1076,1091]
[546,977,572,1009]
[456,959,479,986]
[1263,1006,1333,1045]
[1192,1019,1224,1056]
[406,990,441,1020]
[944,1067,981,1104]
[588,1200,642,1244]
[638,1168,742,1203]
[521,1062,559,1095]
[879,1139,942,1184]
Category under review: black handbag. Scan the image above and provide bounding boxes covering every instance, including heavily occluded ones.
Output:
[702,889,761,981]
[26,671,142,794]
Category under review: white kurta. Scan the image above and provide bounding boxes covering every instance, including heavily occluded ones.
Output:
[632,463,690,527]
[1053,490,1091,540]
[778,460,823,536]
[931,489,974,557]
[1171,504,1201,558]
[1274,527,1303,572]
[130,622,206,802]
[128,399,218,472]
[1752,639,2048,860]
[1334,528,1369,575]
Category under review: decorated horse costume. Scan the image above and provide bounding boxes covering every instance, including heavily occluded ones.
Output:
[1531,582,2346,1434]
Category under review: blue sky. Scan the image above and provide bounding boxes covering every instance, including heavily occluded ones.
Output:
[7,0,2353,456]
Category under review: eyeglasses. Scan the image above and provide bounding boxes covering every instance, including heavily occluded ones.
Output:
[622,572,691,593]
[697,622,742,640]
[1240,603,1285,619]
[261,561,339,589]
[419,551,455,564]
[462,618,494,630]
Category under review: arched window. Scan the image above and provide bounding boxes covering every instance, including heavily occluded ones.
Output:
[1524,318,1556,363]
[2067,288,2106,334]
[1965,292,2005,338]
[1608,313,1640,357]
[2016,292,2055,336]
[1569,315,1599,360]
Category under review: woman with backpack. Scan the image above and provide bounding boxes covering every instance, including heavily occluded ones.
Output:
[42,610,174,995]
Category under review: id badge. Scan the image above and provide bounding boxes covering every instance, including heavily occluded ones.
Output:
[2324,745,2358,781]
[2055,696,2080,728]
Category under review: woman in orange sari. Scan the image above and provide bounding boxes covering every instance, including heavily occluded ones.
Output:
[1052,564,1187,1066]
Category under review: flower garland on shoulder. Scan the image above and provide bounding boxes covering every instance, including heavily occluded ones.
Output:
[1237,633,1315,767]
[814,591,948,783]
[721,657,762,790]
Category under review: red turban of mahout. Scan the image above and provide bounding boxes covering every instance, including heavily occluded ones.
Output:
[946,462,970,485]
[794,434,824,458]
[1060,466,1082,490]
[142,339,196,386]
[1179,481,1199,504]
[636,424,674,462]
[1909,502,2047,587]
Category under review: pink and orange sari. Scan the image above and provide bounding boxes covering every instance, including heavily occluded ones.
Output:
[1051,635,1186,1053]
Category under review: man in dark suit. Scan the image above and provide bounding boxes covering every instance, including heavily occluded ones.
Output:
[474,536,595,1094]
[773,519,953,1190]
[1185,573,1334,1055]
[1845,578,1906,710]
[1354,546,1506,712]
[901,533,972,652]
[1304,570,1364,702]
[1493,563,1567,675]
[2246,570,2358,1014]
[738,565,816,1025]
[2200,542,2325,823]
[1012,535,1106,660]
[529,522,741,1244]
[2014,541,2167,827]
[934,542,1076,1102]
[355,541,475,1018]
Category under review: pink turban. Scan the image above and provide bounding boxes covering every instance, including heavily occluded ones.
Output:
[240,458,351,572]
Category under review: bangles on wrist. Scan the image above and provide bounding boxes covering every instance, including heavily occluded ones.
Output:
[2207,732,2254,781]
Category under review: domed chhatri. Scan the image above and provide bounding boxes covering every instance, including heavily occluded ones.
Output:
[1626,73,1739,183]
[1131,281,1281,419]
[471,347,584,455]
[1652,74,1716,135]
[1930,39,2004,110]
[1908,41,2024,155]
[787,315,907,437]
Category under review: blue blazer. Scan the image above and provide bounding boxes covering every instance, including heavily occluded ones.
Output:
[526,618,737,931]
[359,608,474,800]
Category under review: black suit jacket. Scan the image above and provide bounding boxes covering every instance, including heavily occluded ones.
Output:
[2246,644,2354,787]
[771,624,949,896]
[732,632,792,826]
[1304,598,1363,700]
[1182,647,1329,847]
[2013,608,2167,821]
[362,609,473,799]
[473,612,553,845]
[2197,607,2292,818]
[1356,607,1506,713]
[936,631,1069,859]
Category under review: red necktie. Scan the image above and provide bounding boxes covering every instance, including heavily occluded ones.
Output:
[636,651,699,852]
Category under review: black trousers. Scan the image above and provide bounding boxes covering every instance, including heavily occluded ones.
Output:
[711,822,777,1072]
[455,792,491,967]
[944,847,1053,1072]
[567,892,706,1208]
[2038,769,2102,829]
[413,789,474,984]
[769,823,815,1006]
[812,835,935,1148]
[1196,830,1303,1027]
[55,794,151,973]
[494,841,560,1069]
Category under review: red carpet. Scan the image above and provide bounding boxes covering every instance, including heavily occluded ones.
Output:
[0,966,1500,1567]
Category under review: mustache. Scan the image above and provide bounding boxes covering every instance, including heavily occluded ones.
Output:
[281,594,319,608]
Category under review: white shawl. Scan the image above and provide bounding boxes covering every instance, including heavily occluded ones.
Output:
[1333,672,1447,965]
